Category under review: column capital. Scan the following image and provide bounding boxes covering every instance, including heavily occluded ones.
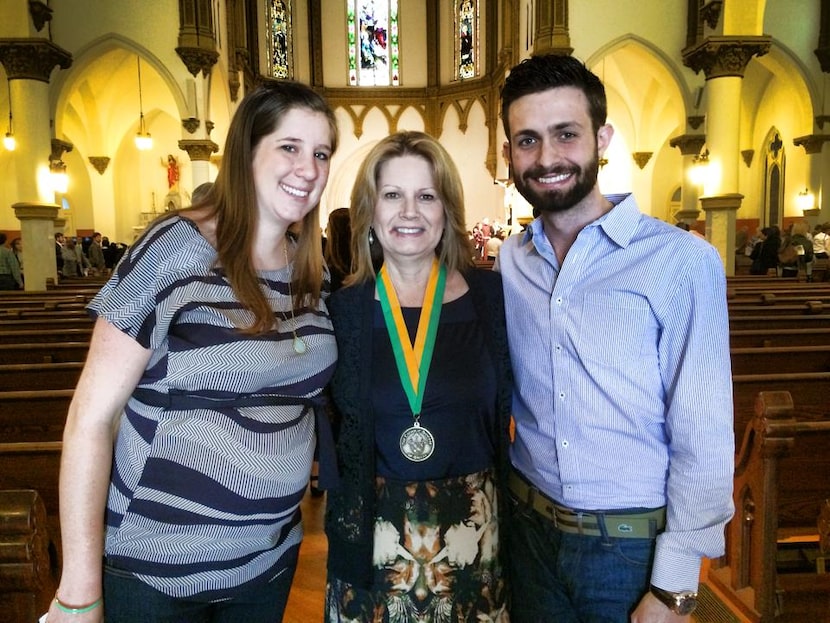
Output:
[793,134,830,154]
[669,134,706,156]
[175,47,219,78]
[816,47,830,73]
[12,202,59,220]
[700,193,743,212]
[178,139,219,162]
[682,36,771,80]
[0,39,72,81]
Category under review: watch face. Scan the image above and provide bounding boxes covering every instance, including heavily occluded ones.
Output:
[675,596,698,615]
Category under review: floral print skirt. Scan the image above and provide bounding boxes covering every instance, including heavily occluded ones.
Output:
[325,468,508,622]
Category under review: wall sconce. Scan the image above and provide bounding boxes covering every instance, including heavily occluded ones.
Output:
[689,148,710,186]
[134,56,153,150]
[3,78,15,151]
[796,187,815,212]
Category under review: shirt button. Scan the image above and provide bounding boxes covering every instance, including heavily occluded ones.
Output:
[559,392,566,400]
[555,297,563,305]
[561,440,569,448]
[555,345,562,353]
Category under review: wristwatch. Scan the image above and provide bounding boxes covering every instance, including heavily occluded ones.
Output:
[649,584,699,615]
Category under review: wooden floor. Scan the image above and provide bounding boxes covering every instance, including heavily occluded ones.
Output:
[284,490,328,623]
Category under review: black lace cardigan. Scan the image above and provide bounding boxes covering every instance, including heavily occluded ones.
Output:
[324,267,513,588]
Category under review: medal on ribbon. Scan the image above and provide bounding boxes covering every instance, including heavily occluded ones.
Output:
[377,259,446,462]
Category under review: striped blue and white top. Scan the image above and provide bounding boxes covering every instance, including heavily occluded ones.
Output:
[88,215,336,600]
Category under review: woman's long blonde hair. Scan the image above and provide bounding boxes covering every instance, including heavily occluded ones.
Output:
[347,131,473,285]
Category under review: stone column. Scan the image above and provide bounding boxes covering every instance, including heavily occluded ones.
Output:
[13,203,58,291]
[793,132,830,222]
[179,139,219,192]
[669,131,706,225]
[87,156,118,240]
[0,32,73,290]
[683,36,771,274]
[701,194,742,276]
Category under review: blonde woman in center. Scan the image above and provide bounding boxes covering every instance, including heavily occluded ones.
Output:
[324,131,513,622]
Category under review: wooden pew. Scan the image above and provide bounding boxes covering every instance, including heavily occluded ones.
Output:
[1,309,90,321]
[0,342,89,365]
[0,489,57,623]
[729,314,830,332]
[0,328,92,345]
[0,317,94,332]
[0,389,73,442]
[732,372,830,437]
[728,301,828,316]
[731,327,830,348]
[730,345,830,376]
[0,362,83,391]
[705,392,830,623]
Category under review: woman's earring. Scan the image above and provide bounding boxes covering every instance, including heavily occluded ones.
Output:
[368,228,375,245]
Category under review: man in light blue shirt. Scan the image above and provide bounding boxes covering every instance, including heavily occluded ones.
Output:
[496,54,734,623]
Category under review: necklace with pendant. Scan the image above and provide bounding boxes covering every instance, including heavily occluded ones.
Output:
[284,242,307,355]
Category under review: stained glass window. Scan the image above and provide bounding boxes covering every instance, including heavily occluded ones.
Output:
[268,0,293,79]
[455,0,478,80]
[347,0,399,86]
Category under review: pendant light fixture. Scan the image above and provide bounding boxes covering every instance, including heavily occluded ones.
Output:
[3,78,15,151]
[134,55,153,150]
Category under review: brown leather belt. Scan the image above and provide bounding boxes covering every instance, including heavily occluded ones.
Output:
[508,470,666,539]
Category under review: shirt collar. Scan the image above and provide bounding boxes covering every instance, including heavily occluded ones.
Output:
[521,192,640,249]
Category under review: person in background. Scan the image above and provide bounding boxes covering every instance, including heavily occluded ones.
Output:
[55,232,66,275]
[497,53,734,622]
[749,226,781,276]
[61,238,85,279]
[49,79,339,623]
[324,131,512,622]
[323,207,352,293]
[812,223,829,260]
[87,232,106,274]
[10,237,23,283]
[0,233,23,290]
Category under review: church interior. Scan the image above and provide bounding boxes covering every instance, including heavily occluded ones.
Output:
[1,1,830,621]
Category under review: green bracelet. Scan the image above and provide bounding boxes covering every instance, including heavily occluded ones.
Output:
[54,596,103,615]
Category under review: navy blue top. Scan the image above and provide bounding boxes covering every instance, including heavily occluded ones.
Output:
[371,292,497,481]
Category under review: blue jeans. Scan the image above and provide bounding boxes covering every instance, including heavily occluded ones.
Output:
[507,493,655,623]
[103,561,296,623]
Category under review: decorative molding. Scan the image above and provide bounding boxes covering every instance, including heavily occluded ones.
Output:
[700,1,723,30]
[682,36,771,80]
[175,47,219,78]
[688,115,705,130]
[0,39,72,82]
[817,115,830,129]
[793,134,830,154]
[740,149,754,167]
[178,139,219,161]
[28,1,53,32]
[182,117,200,134]
[669,134,706,156]
[205,120,215,136]
[816,47,830,73]
[88,156,110,175]
[632,151,653,169]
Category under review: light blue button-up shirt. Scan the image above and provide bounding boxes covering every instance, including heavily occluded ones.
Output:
[496,193,734,591]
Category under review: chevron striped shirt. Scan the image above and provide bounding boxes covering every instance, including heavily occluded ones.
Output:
[88,215,336,600]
